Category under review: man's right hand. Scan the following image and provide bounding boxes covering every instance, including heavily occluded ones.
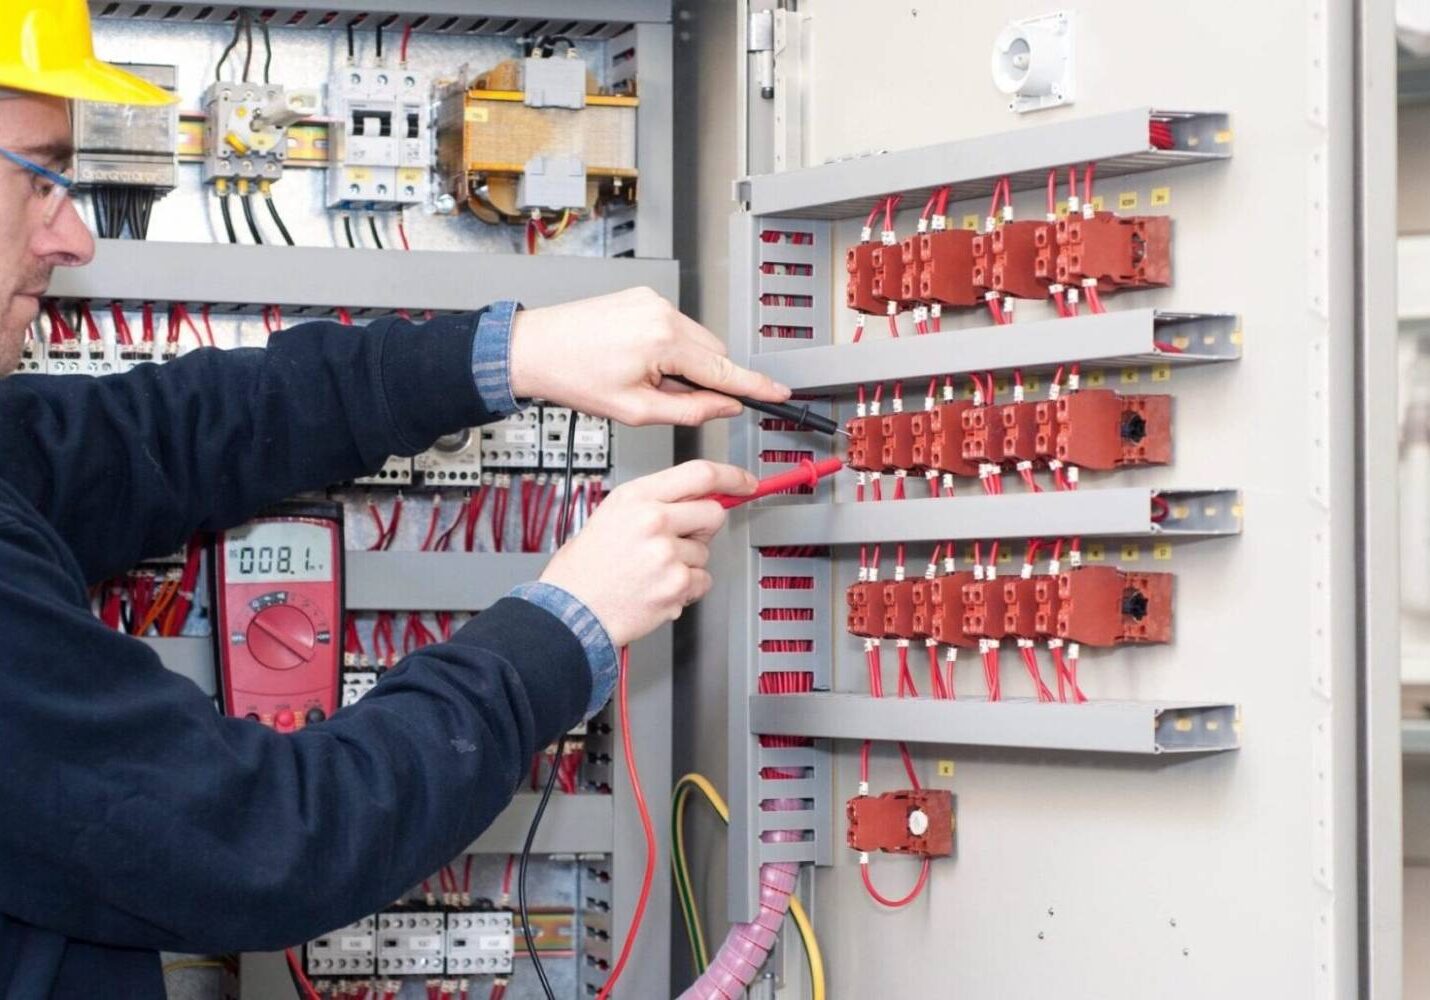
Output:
[538,460,757,647]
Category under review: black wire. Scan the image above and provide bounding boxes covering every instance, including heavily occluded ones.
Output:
[264,195,296,246]
[240,194,264,244]
[375,21,383,59]
[342,215,356,249]
[241,10,254,82]
[218,192,238,243]
[215,10,245,82]
[517,411,579,1000]
[93,189,107,239]
[260,15,273,84]
[139,190,154,239]
[347,21,356,61]
[367,215,384,250]
[520,733,565,1000]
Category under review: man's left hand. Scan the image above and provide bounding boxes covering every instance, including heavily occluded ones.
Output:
[507,287,791,426]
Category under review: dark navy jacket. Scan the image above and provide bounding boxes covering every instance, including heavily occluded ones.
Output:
[0,312,590,998]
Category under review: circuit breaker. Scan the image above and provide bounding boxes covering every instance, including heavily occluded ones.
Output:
[326,66,431,211]
[200,81,318,185]
[73,63,179,192]
[481,410,542,469]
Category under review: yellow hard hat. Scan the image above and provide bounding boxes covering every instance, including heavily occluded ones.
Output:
[0,1,174,105]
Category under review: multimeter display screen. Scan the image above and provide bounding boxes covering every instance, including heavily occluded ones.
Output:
[224,521,333,583]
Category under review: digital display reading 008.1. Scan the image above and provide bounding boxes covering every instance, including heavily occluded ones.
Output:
[224,520,333,583]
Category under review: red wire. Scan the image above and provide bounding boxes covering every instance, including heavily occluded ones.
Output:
[284,949,321,1000]
[400,21,414,62]
[397,220,411,251]
[596,648,654,1000]
[109,303,133,346]
[861,857,931,908]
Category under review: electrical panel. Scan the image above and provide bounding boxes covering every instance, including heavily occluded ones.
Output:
[325,66,431,211]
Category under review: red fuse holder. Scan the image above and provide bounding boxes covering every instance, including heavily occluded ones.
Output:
[881,579,920,639]
[880,410,918,471]
[846,415,888,472]
[913,400,978,477]
[709,457,844,509]
[989,220,1049,300]
[998,401,1040,463]
[845,242,884,315]
[962,577,1010,640]
[917,229,981,308]
[919,571,978,648]
[1054,213,1172,291]
[1055,566,1174,646]
[1033,575,1064,637]
[899,235,923,304]
[960,405,1005,464]
[1035,391,1173,470]
[847,789,955,857]
[847,580,884,638]
[1002,575,1043,639]
[871,243,905,309]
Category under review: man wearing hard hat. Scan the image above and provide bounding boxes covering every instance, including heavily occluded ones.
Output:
[0,3,786,997]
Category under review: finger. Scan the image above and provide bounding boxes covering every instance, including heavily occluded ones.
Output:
[664,342,790,403]
[673,537,710,569]
[663,498,727,540]
[635,387,742,426]
[629,460,758,502]
[682,567,714,607]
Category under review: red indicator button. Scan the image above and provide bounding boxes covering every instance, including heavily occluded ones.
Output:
[274,708,296,732]
[246,604,317,670]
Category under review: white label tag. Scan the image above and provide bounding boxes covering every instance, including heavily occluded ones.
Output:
[505,429,538,445]
[574,429,605,446]
[340,935,372,951]
[409,935,442,951]
[478,935,510,950]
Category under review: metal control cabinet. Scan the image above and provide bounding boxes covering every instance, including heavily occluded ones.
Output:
[709,2,1399,998]
[76,3,678,998]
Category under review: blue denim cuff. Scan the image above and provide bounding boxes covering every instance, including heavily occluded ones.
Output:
[508,581,618,720]
[471,300,523,416]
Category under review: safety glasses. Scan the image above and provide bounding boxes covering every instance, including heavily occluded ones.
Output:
[0,145,75,226]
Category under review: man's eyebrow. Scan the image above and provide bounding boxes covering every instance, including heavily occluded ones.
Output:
[10,141,75,167]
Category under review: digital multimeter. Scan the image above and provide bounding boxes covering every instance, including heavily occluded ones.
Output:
[211,501,344,732]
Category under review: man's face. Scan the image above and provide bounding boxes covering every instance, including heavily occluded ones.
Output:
[0,94,94,375]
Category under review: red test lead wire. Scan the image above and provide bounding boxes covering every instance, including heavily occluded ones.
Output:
[708,457,844,509]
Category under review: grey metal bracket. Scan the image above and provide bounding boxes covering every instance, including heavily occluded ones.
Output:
[749,692,1240,755]
[745,488,1244,548]
[750,309,1240,390]
[740,108,1230,220]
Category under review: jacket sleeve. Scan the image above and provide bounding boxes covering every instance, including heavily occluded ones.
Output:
[0,513,590,954]
[0,311,499,583]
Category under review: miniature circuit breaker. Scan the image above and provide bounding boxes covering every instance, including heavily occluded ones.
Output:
[305,917,377,977]
[374,911,445,976]
[445,910,514,976]
[541,407,613,471]
[326,66,432,211]
[200,81,319,185]
[481,411,542,469]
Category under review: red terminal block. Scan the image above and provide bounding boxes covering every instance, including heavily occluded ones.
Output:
[871,243,905,309]
[847,580,885,638]
[899,235,923,304]
[845,242,884,315]
[969,233,996,292]
[880,411,918,471]
[911,571,977,648]
[998,401,1040,463]
[1055,566,1174,646]
[917,229,981,308]
[1033,575,1064,637]
[960,406,1005,464]
[881,579,920,639]
[1002,576,1042,639]
[990,220,1050,300]
[847,789,955,857]
[1054,213,1172,291]
[962,577,1010,640]
[912,400,978,477]
[846,415,888,472]
[1034,391,1173,470]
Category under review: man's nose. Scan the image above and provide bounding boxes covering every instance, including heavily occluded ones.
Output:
[33,196,96,268]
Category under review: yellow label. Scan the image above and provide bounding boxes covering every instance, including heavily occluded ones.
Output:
[1091,195,1105,211]
[464,106,490,123]
[1085,543,1106,562]
[1120,367,1141,384]
[994,377,1009,393]
[346,167,373,182]
[962,214,980,231]
[1118,191,1139,210]
[1152,542,1173,561]
[1150,187,1171,207]
[1171,504,1190,520]
[1174,715,1194,733]
[1232,503,1245,520]
[1086,370,1106,388]
[1121,544,1141,562]
[997,549,1012,564]
[1215,129,1234,144]
[936,760,956,778]
[1056,200,1068,217]
[1151,364,1172,382]
[1024,376,1040,392]
[397,167,426,185]
[1230,328,1244,346]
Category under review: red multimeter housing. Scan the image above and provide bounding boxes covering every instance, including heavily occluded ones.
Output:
[211,501,344,732]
